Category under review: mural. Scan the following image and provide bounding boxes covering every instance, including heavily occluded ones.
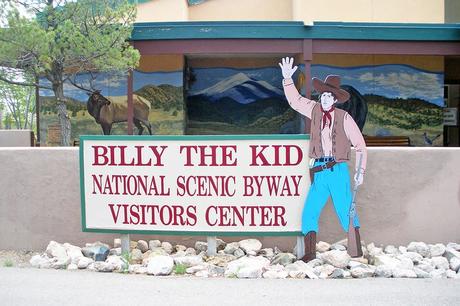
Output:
[186,66,302,135]
[311,60,444,147]
[39,69,184,145]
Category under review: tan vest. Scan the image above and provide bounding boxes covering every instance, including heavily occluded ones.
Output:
[309,103,351,162]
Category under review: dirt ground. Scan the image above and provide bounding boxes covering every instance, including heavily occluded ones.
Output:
[0,250,39,268]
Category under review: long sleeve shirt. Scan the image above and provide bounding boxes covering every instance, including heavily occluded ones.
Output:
[282,78,367,173]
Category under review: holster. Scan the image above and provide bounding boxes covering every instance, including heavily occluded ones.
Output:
[309,161,337,184]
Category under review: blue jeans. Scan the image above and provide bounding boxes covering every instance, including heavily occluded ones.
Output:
[301,160,360,234]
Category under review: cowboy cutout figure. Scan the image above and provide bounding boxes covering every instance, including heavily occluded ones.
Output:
[279,57,367,262]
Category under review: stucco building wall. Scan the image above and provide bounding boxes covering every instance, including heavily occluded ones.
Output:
[135,0,447,24]
[1,147,459,251]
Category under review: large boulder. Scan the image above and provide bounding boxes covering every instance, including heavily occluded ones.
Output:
[238,239,262,254]
[225,256,270,278]
[321,250,351,268]
[147,255,174,276]
[81,245,110,262]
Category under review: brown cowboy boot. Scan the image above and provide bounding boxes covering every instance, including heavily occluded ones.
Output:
[301,231,317,263]
[347,227,363,258]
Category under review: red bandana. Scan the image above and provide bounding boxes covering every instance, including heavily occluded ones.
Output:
[321,105,335,130]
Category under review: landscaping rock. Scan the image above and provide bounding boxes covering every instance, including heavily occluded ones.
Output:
[392,268,417,278]
[399,252,423,264]
[106,255,125,272]
[50,256,71,269]
[113,238,121,248]
[81,245,109,262]
[109,248,122,256]
[208,264,225,276]
[321,250,350,268]
[430,269,447,279]
[414,267,431,278]
[375,265,392,278]
[384,245,399,255]
[225,256,269,279]
[263,269,288,279]
[373,254,400,268]
[63,243,84,265]
[238,239,262,253]
[446,242,460,251]
[330,268,346,279]
[444,247,460,262]
[30,254,51,269]
[175,245,187,253]
[147,255,174,276]
[316,241,331,253]
[161,242,173,254]
[271,253,296,266]
[46,241,67,259]
[407,242,429,258]
[67,263,78,270]
[330,244,346,251]
[449,257,460,272]
[234,248,245,258]
[258,248,274,258]
[285,260,318,279]
[195,241,207,252]
[185,247,197,256]
[289,270,307,279]
[429,244,446,257]
[149,240,161,250]
[431,256,449,270]
[173,256,203,268]
[224,242,240,255]
[137,240,149,253]
[351,266,374,278]
[94,261,115,272]
[205,254,236,267]
[77,257,94,269]
[130,249,143,264]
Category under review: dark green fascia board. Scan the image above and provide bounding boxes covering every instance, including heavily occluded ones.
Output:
[131,21,460,41]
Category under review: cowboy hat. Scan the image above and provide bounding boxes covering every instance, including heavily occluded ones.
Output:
[312,75,350,103]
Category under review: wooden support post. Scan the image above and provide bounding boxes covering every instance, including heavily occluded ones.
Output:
[207,236,217,256]
[127,69,134,135]
[303,39,312,134]
[121,234,130,254]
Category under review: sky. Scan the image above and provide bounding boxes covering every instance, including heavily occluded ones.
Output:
[38,64,444,107]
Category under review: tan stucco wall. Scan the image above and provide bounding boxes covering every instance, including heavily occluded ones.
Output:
[0,130,33,147]
[135,0,446,23]
[294,0,444,24]
[1,147,459,251]
[188,0,292,21]
[136,0,188,22]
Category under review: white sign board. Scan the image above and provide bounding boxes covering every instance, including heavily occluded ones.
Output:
[443,108,458,126]
[80,135,310,235]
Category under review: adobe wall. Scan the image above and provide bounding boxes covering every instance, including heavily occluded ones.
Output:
[0,147,459,251]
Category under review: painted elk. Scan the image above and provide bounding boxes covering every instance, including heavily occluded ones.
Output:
[86,91,153,135]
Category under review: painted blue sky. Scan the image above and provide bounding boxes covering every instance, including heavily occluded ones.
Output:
[39,70,183,102]
[39,64,444,107]
[190,64,444,107]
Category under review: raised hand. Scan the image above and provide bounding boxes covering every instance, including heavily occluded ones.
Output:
[278,57,298,79]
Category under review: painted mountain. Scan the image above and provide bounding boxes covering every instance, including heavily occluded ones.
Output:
[190,72,284,104]
[187,71,299,135]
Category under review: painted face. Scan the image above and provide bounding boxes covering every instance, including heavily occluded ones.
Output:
[320,92,337,110]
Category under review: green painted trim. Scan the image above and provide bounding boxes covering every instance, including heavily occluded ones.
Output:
[82,228,302,236]
[79,134,309,236]
[79,134,310,141]
[131,21,460,41]
[79,138,87,232]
